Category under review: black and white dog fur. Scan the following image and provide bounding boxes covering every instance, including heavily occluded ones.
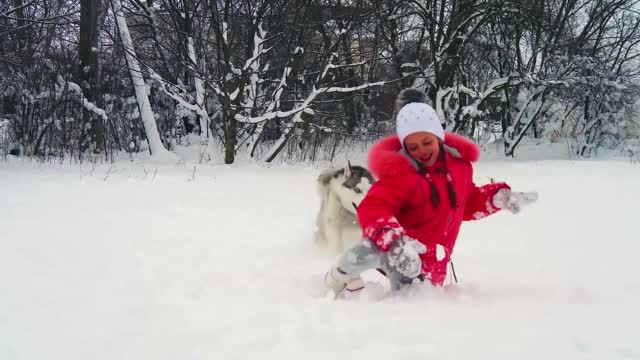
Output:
[315,162,375,253]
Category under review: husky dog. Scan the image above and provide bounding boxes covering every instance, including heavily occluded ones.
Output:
[315,162,375,253]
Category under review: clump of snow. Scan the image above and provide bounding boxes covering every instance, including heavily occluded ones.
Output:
[436,244,446,261]
[473,211,487,220]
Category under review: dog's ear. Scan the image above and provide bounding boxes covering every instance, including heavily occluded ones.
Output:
[344,160,352,178]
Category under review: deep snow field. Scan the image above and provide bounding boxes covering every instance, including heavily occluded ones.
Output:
[1,156,639,360]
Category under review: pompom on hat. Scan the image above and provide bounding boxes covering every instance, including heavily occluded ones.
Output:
[394,89,444,145]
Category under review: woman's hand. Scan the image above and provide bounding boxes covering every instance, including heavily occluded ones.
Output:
[492,189,539,214]
[384,236,427,278]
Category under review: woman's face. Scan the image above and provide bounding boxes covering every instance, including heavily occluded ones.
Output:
[404,131,440,168]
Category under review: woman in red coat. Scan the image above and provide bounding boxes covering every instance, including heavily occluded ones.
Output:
[324,89,537,294]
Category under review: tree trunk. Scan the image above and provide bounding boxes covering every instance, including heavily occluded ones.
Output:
[79,0,104,153]
[112,0,176,162]
[224,106,237,164]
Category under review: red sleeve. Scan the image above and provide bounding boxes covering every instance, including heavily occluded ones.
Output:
[356,175,414,251]
[463,181,511,221]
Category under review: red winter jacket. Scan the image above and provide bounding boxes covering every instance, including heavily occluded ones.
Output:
[357,133,509,286]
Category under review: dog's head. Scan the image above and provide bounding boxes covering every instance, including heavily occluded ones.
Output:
[328,161,375,215]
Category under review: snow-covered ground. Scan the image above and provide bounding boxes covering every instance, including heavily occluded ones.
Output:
[1,157,639,360]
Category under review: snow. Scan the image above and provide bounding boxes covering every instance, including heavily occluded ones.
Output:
[401,62,419,68]
[228,88,240,101]
[0,118,9,142]
[1,157,639,359]
[54,76,108,121]
[222,22,228,44]
[243,23,269,73]
[436,244,446,261]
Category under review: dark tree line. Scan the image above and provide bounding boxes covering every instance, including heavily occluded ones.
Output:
[1,0,639,162]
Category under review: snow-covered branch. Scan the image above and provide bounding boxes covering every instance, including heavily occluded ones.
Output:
[56,76,108,121]
[505,87,548,155]
[436,9,491,60]
[242,22,271,72]
[0,0,37,18]
[147,68,207,120]
[234,80,389,124]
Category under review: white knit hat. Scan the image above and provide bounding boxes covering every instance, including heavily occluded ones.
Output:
[396,102,445,145]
